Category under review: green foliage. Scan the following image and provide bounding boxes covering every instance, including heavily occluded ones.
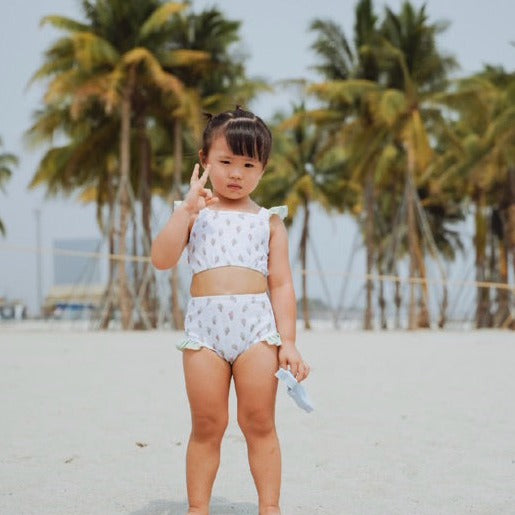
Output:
[28,0,253,213]
[306,0,470,282]
[0,137,19,236]
[256,104,354,225]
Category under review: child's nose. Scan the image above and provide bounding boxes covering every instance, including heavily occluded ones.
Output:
[229,166,243,179]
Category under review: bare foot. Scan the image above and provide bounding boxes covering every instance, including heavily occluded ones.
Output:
[259,507,281,515]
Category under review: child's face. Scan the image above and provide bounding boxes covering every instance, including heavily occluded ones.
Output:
[200,135,265,201]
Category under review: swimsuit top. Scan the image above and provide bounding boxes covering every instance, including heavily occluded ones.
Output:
[174,202,288,277]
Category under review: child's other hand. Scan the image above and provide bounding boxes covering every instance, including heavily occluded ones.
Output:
[278,344,310,382]
[182,163,219,214]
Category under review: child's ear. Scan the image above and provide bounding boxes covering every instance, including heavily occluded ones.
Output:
[199,150,207,168]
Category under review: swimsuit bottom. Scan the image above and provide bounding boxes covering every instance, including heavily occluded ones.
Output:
[177,292,282,364]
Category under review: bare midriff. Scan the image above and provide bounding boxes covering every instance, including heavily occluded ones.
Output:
[190,266,268,297]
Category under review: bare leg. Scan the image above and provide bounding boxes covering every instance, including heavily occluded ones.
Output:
[232,343,281,515]
[183,348,232,514]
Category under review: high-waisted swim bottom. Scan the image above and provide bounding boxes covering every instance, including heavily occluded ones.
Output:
[177,292,282,364]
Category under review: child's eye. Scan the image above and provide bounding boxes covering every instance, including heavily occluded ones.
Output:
[244,163,255,168]
[220,160,230,164]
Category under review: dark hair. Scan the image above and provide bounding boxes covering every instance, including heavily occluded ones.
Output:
[201,106,272,165]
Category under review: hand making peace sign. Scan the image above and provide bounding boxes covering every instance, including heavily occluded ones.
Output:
[182,164,219,215]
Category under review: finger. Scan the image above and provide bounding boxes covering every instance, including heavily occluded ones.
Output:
[290,362,298,379]
[206,196,219,206]
[190,163,200,185]
[199,164,210,186]
[279,355,288,370]
[198,188,210,199]
[298,363,310,382]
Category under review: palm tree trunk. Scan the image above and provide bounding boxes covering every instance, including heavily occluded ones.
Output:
[504,166,515,329]
[494,227,509,327]
[413,234,431,328]
[474,189,490,328]
[137,115,157,328]
[171,117,184,330]
[364,169,374,330]
[404,162,431,328]
[117,72,135,330]
[378,260,387,329]
[131,213,141,328]
[406,166,418,330]
[100,179,116,329]
[487,220,496,328]
[507,167,515,287]
[394,272,402,329]
[438,284,448,328]
[300,199,311,330]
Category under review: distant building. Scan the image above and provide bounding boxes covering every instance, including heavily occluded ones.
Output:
[43,238,105,319]
[0,297,27,320]
[42,284,106,319]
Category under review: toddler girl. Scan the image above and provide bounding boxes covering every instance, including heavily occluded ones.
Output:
[151,107,310,515]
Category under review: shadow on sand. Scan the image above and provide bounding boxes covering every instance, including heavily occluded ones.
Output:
[131,496,258,514]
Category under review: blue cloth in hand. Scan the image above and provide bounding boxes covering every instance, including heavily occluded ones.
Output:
[275,368,314,413]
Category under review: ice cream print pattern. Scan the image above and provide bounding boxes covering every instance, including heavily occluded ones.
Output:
[177,292,282,364]
[188,207,269,276]
[174,203,288,277]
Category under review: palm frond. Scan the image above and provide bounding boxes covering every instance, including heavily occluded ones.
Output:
[122,47,184,97]
[309,79,379,105]
[139,2,186,39]
[40,15,90,32]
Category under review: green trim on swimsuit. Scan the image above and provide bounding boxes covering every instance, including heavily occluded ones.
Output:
[176,338,203,351]
[263,332,282,346]
[177,332,282,352]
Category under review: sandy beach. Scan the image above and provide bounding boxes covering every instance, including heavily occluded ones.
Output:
[1,328,514,514]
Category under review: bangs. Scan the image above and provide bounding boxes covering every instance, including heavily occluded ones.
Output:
[223,119,270,164]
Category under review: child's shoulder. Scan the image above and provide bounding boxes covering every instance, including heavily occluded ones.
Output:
[266,205,288,221]
[266,205,288,238]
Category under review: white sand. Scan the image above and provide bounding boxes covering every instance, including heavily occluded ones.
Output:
[1,328,514,515]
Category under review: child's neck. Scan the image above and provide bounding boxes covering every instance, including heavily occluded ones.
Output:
[212,193,255,211]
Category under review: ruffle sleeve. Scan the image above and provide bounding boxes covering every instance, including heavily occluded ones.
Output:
[267,205,288,220]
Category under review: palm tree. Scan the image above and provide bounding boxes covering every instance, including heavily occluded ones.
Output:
[377,1,458,328]
[30,1,257,329]
[255,103,352,329]
[309,0,382,329]
[30,1,196,329]
[0,137,18,236]
[433,67,515,328]
[158,7,251,330]
[310,1,459,329]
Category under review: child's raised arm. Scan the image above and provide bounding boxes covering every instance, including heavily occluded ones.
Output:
[151,164,217,270]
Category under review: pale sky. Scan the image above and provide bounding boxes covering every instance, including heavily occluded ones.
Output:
[0,0,514,314]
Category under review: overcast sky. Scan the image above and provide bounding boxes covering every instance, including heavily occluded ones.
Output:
[0,0,514,314]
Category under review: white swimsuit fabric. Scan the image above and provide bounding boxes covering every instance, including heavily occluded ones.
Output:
[173,202,288,277]
[188,207,269,276]
[177,292,282,364]
[172,202,288,362]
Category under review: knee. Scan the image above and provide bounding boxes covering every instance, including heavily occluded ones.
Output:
[238,408,275,438]
[191,411,228,443]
